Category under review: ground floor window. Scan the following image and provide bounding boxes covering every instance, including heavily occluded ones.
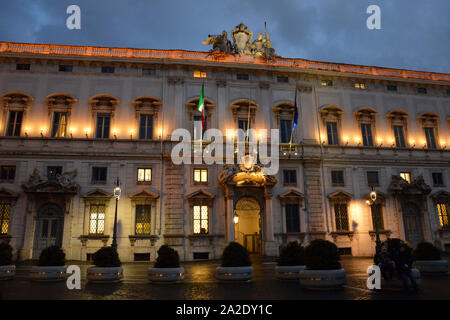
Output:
[193,205,208,234]
[89,204,105,234]
[437,203,449,228]
[135,204,151,234]
[285,204,300,232]
[0,203,11,235]
[334,203,349,231]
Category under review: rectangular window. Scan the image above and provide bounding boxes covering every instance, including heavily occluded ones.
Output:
[400,172,411,184]
[367,171,379,186]
[417,87,427,94]
[89,204,105,234]
[47,166,62,181]
[193,205,208,234]
[354,83,366,89]
[277,76,289,83]
[135,204,151,235]
[59,65,72,72]
[193,169,208,183]
[331,170,344,186]
[334,204,349,231]
[283,170,297,185]
[387,85,397,91]
[437,203,449,228]
[96,114,111,139]
[393,125,406,148]
[92,167,107,183]
[101,66,115,73]
[6,111,23,137]
[361,124,374,147]
[193,71,207,78]
[424,127,437,149]
[142,68,156,76]
[0,203,11,235]
[321,80,333,86]
[432,172,444,186]
[139,114,153,140]
[0,166,16,181]
[16,63,30,70]
[371,204,385,230]
[326,122,339,145]
[236,73,249,80]
[280,120,292,143]
[51,112,68,138]
[286,204,300,232]
[137,168,152,183]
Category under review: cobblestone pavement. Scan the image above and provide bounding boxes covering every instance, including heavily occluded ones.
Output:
[0,256,449,300]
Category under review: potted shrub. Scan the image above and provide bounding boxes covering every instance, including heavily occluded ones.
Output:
[299,239,346,290]
[275,241,305,280]
[148,245,184,283]
[413,242,449,275]
[216,242,253,281]
[87,246,123,283]
[0,242,15,280]
[29,246,67,281]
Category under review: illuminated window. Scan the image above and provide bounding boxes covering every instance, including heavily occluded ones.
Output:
[6,111,23,137]
[400,172,411,184]
[89,204,105,234]
[354,83,366,89]
[193,71,207,78]
[326,121,339,145]
[321,80,333,86]
[0,203,11,235]
[286,204,300,232]
[334,203,349,231]
[193,205,208,234]
[0,166,16,181]
[135,205,151,235]
[371,204,384,230]
[437,203,449,228]
[51,112,68,138]
[194,169,208,183]
[137,168,152,183]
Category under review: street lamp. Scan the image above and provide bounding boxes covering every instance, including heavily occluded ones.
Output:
[366,187,381,256]
[112,177,121,250]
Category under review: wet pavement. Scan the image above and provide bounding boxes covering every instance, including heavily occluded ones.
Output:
[0,256,449,300]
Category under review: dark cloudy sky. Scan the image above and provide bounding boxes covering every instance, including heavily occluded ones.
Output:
[0,0,449,73]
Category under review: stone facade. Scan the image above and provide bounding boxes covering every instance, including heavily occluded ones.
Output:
[0,41,449,262]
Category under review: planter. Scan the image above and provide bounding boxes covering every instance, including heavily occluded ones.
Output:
[0,265,16,280]
[148,267,184,283]
[29,266,67,282]
[216,266,253,281]
[87,267,123,283]
[414,260,448,275]
[299,269,347,290]
[275,265,306,280]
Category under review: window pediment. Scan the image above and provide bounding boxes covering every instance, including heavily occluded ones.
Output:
[129,189,159,200]
[0,187,18,203]
[82,188,113,200]
[89,94,119,113]
[319,105,343,121]
[1,91,33,111]
[185,189,215,206]
[327,190,353,203]
[354,107,377,124]
[133,95,162,117]
[230,99,258,120]
[417,112,439,127]
[279,189,304,206]
[430,190,450,204]
[46,93,77,113]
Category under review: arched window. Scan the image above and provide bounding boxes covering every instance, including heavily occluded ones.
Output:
[354,107,377,147]
[1,91,33,137]
[46,93,77,138]
[89,94,120,139]
[132,95,162,140]
[319,105,344,146]
[386,110,409,148]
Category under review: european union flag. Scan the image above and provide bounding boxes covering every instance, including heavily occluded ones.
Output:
[292,87,298,132]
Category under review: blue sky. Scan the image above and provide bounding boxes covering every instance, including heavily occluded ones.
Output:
[0,0,449,73]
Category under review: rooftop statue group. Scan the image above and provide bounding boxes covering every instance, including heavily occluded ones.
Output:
[202,23,277,60]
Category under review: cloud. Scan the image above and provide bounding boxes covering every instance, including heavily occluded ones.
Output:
[0,0,448,73]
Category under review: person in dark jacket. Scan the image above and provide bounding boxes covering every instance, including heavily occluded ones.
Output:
[396,245,419,292]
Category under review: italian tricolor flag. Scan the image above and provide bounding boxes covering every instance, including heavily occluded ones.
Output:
[197,83,205,131]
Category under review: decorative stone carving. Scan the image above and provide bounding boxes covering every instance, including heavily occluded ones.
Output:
[22,169,80,194]
[388,174,431,196]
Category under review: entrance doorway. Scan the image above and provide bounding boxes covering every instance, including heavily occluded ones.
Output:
[234,197,261,253]
[33,203,64,259]
[402,202,424,248]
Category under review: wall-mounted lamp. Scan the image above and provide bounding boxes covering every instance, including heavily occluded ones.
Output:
[85,128,91,138]
[130,129,135,140]
[24,127,30,138]
[388,137,395,148]
[344,136,349,146]
[113,129,118,140]
[377,137,383,147]
[40,127,47,138]
[233,213,239,224]
[355,137,361,146]
[409,139,415,148]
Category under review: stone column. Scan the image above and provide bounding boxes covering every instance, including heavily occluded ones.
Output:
[226,191,235,243]
[264,189,277,256]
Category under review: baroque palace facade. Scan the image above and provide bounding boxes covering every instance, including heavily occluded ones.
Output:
[0,25,449,262]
